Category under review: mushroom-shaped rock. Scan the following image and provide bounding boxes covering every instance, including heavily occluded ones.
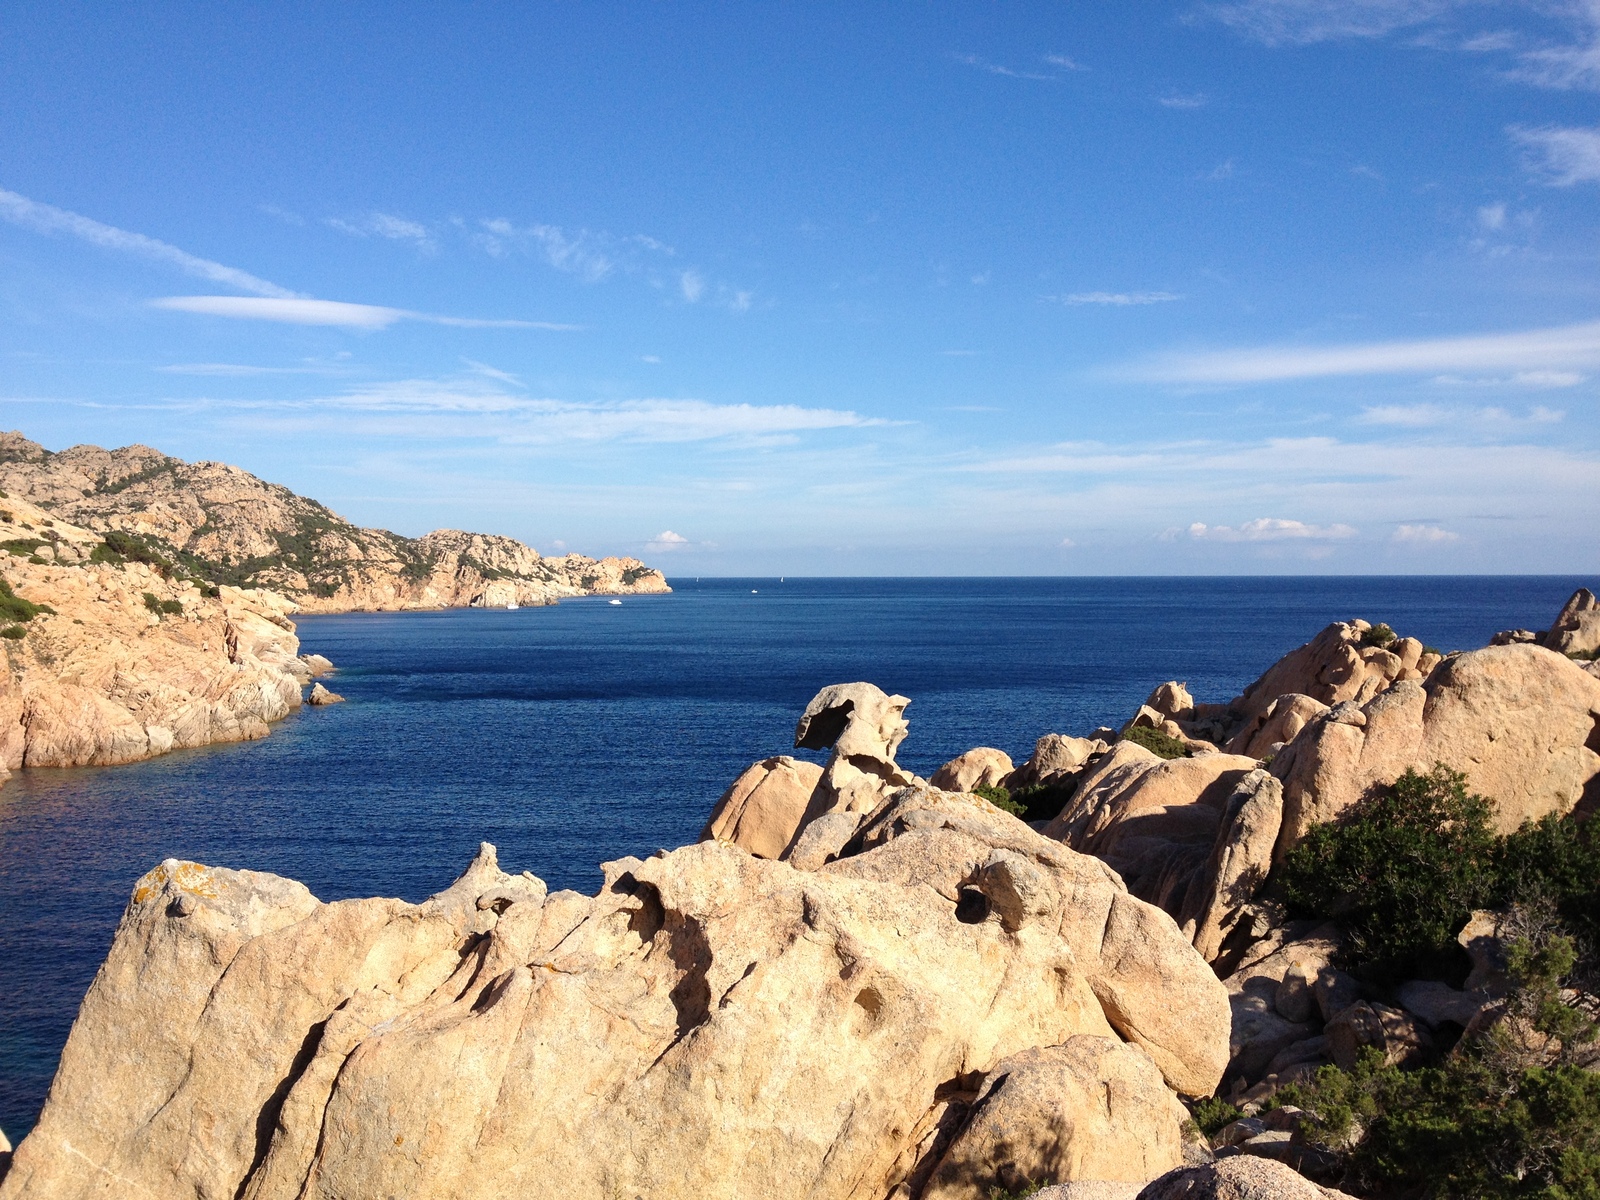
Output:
[700,755,824,859]
[785,682,920,844]
[930,747,1014,793]
[921,1038,1190,1200]
[1271,644,1600,859]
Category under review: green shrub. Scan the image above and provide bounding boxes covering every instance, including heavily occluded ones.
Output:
[974,779,1078,823]
[1277,920,1600,1199]
[1494,816,1600,954]
[101,530,172,573]
[0,578,45,624]
[142,592,162,613]
[0,538,44,556]
[1189,1095,1242,1138]
[0,624,25,640]
[89,541,124,565]
[1276,765,1498,982]
[158,598,182,615]
[1122,723,1188,759]
[986,1184,1042,1200]
[1361,622,1397,647]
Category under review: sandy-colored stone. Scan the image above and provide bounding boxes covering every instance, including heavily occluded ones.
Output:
[1004,734,1104,790]
[1224,694,1329,761]
[1545,588,1600,657]
[1144,682,1195,723]
[922,1038,1188,1200]
[700,755,824,859]
[930,747,1015,793]
[786,682,920,837]
[1272,645,1600,857]
[1226,621,1407,732]
[1137,1157,1356,1199]
[1182,771,1284,966]
[1325,1001,1430,1070]
[1042,748,1259,920]
[307,682,344,706]
[4,789,1229,1200]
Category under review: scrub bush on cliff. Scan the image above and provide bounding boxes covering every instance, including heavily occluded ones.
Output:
[1276,765,1498,982]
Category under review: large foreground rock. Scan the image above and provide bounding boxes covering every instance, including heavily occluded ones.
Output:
[1272,644,1600,855]
[1134,1157,1355,1199]
[4,788,1228,1200]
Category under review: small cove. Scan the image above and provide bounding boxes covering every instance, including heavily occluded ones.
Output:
[0,574,1591,1137]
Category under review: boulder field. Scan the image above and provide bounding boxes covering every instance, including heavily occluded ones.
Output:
[3,589,1599,1198]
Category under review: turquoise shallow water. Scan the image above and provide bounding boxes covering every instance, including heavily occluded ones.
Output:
[0,575,1592,1137]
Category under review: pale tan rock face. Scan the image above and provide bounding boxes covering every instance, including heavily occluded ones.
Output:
[1003,734,1104,791]
[1545,588,1600,657]
[1042,749,1259,913]
[789,682,921,831]
[0,559,305,770]
[930,747,1014,793]
[5,789,1228,1200]
[1272,645,1600,857]
[699,754,823,858]
[1226,621,1415,733]
[1135,1157,1356,1199]
[0,432,668,613]
[921,1038,1188,1200]
[1224,693,1330,760]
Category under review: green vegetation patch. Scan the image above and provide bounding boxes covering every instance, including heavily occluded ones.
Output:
[0,538,46,556]
[0,577,48,624]
[974,779,1079,823]
[1121,723,1189,759]
[1361,622,1397,647]
[1277,765,1498,982]
[0,625,26,640]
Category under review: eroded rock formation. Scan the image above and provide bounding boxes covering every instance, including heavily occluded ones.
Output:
[3,787,1229,1200]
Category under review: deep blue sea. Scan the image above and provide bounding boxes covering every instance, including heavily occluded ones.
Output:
[0,575,1592,1138]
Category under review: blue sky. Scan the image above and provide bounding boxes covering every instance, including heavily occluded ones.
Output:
[1,2,1597,575]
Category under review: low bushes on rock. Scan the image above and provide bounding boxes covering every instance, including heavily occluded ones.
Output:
[1122,724,1189,760]
[1276,766,1498,982]
[973,780,1077,823]
[1360,622,1397,648]
[0,577,48,623]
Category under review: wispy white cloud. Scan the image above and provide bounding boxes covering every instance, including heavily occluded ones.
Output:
[1359,400,1568,427]
[1204,159,1236,180]
[1159,92,1210,108]
[1393,523,1461,543]
[1054,290,1183,306]
[0,186,297,297]
[1203,0,1600,92]
[227,376,887,445]
[326,212,434,250]
[150,295,577,331]
[1512,124,1600,183]
[475,218,671,281]
[1185,517,1358,541]
[680,270,705,302]
[1478,201,1508,229]
[157,362,346,377]
[955,52,1086,79]
[1128,319,1600,383]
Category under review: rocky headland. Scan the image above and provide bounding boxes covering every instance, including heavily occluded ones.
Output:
[3,589,1599,1198]
[0,432,669,612]
[0,432,667,778]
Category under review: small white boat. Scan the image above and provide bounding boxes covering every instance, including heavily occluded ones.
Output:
[608,599,622,606]
[751,589,758,594]
[506,602,518,610]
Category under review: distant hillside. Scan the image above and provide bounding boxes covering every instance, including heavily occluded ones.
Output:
[0,432,669,611]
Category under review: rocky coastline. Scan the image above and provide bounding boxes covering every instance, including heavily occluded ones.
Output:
[2,589,1598,1197]
[0,433,668,780]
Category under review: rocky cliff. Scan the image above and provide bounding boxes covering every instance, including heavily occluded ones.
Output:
[0,432,669,611]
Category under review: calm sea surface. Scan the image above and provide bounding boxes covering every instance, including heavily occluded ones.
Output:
[0,575,1592,1137]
